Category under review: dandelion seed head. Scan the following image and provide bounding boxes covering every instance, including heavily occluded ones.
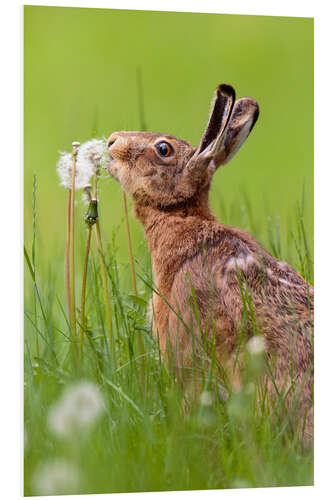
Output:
[57,138,109,190]
[32,459,80,496]
[48,402,77,438]
[57,150,93,190]
[231,478,252,489]
[246,335,265,356]
[47,380,105,439]
[200,391,214,407]
[57,152,72,189]
[76,138,109,174]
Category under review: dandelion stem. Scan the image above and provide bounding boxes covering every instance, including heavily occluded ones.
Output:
[80,191,97,359]
[93,173,98,199]
[80,225,92,359]
[91,173,113,349]
[92,171,113,347]
[65,189,72,327]
[95,219,113,348]
[70,143,79,361]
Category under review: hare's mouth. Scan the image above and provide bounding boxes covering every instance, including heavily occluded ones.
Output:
[107,159,120,182]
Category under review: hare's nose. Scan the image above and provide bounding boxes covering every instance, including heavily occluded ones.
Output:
[107,135,119,161]
[107,132,122,149]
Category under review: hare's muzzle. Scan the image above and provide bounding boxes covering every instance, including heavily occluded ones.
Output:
[107,133,129,161]
[106,134,125,181]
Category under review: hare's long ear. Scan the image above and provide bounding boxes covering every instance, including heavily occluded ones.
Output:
[186,84,235,172]
[212,97,259,169]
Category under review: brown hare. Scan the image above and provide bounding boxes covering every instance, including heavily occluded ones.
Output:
[107,84,313,443]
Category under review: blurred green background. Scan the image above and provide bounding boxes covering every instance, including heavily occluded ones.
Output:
[24,6,313,265]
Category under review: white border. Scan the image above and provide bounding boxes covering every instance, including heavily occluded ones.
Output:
[1,0,332,499]
[8,0,317,17]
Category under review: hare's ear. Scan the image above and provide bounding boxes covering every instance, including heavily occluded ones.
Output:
[212,97,259,169]
[187,84,235,172]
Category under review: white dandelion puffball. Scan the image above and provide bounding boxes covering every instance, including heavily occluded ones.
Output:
[57,138,108,190]
[32,459,80,496]
[76,138,109,174]
[48,380,105,439]
[200,391,214,407]
[57,150,93,190]
[246,335,265,356]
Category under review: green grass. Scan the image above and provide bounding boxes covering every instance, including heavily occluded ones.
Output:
[24,177,313,496]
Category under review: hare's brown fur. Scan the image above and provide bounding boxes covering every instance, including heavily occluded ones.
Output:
[107,85,313,443]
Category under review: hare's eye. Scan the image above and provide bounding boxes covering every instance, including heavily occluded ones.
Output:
[155,141,173,157]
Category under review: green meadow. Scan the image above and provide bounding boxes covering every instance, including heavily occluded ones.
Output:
[24,6,313,496]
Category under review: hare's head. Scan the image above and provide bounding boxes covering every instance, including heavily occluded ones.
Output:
[107,84,259,208]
